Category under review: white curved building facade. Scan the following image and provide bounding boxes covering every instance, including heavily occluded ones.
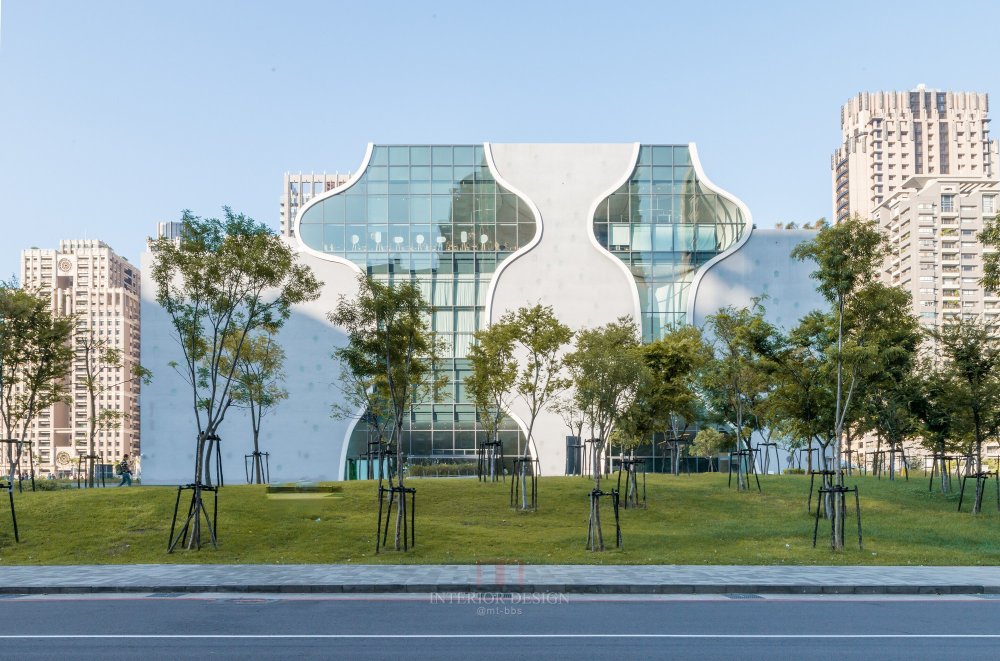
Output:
[140,143,816,484]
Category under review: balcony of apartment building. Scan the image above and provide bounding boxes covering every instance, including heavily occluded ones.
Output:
[940,253,961,270]
[836,202,850,221]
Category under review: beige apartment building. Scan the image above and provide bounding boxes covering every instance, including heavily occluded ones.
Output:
[279,172,351,238]
[834,87,1000,468]
[832,86,998,223]
[875,177,999,329]
[19,240,141,478]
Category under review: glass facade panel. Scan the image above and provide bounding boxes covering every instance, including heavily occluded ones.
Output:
[301,145,533,463]
[592,145,746,340]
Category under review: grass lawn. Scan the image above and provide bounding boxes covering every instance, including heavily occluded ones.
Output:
[0,472,997,565]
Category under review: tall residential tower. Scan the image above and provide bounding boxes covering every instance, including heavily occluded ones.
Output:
[832,86,997,223]
[20,240,141,477]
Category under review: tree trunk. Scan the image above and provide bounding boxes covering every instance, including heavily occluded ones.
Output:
[251,428,262,484]
[832,296,845,551]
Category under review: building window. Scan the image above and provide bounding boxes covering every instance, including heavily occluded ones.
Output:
[941,195,956,212]
[984,195,996,215]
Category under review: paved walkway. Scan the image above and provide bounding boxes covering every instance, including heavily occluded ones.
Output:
[0,564,998,595]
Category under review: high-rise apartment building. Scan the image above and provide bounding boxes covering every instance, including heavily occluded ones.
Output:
[835,89,1000,466]
[832,86,998,223]
[875,176,999,329]
[20,240,141,477]
[280,172,351,238]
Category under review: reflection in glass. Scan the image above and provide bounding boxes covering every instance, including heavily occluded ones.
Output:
[301,145,535,465]
[593,145,746,341]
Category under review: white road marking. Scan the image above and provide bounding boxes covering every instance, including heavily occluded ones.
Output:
[0,634,997,639]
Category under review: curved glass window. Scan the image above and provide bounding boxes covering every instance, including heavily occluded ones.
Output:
[301,145,534,469]
[592,145,746,340]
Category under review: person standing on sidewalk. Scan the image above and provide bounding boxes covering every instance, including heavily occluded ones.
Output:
[117,454,133,487]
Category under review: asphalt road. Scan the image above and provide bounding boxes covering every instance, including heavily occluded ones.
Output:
[0,592,998,659]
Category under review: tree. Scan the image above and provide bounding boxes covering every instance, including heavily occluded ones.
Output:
[768,311,836,472]
[565,317,644,550]
[506,305,573,463]
[911,357,965,493]
[465,319,517,480]
[77,329,152,488]
[978,212,1000,292]
[927,317,1000,512]
[792,216,887,549]
[151,209,320,550]
[691,428,730,472]
[701,300,777,490]
[0,281,74,488]
[329,273,445,551]
[227,332,287,484]
[620,325,710,475]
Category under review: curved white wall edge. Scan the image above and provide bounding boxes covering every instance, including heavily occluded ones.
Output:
[291,143,374,476]
[336,405,368,480]
[504,406,537,462]
[292,142,374,275]
[583,142,643,328]
[478,142,541,447]
[685,142,755,325]
[482,142,546,324]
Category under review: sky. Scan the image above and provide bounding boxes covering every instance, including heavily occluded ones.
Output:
[1,0,999,278]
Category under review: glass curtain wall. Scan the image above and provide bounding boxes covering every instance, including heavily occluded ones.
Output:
[592,145,746,341]
[299,145,533,469]
[592,145,747,472]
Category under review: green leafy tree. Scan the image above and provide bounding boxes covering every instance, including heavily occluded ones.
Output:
[565,317,644,551]
[619,325,711,475]
[911,357,965,493]
[151,209,321,550]
[927,317,1000,512]
[690,428,730,472]
[848,282,922,479]
[330,323,396,483]
[701,300,777,490]
[329,273,445,551]
[0,281,75,486]
[792,216,888,549]
[465,319,517,479]
[227,332,287,484]
[506,304,573,462]
[978,212,1000,292]
[566,317,644,482]
[77,329,152,487]
[767,312,830,470]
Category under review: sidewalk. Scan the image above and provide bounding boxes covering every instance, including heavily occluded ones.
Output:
[0,564,998,595]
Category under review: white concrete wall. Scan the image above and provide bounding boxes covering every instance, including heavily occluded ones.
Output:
[139,248,358,484]
[140,144,780,482]
[486,144,640,475]
[690,229,824,331]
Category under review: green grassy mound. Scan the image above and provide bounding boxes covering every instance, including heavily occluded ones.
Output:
[0,473,996,565]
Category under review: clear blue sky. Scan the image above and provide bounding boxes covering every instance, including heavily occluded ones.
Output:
[1,0,998,278]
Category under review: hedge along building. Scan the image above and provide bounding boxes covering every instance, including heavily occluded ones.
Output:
[140,143,797,484]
